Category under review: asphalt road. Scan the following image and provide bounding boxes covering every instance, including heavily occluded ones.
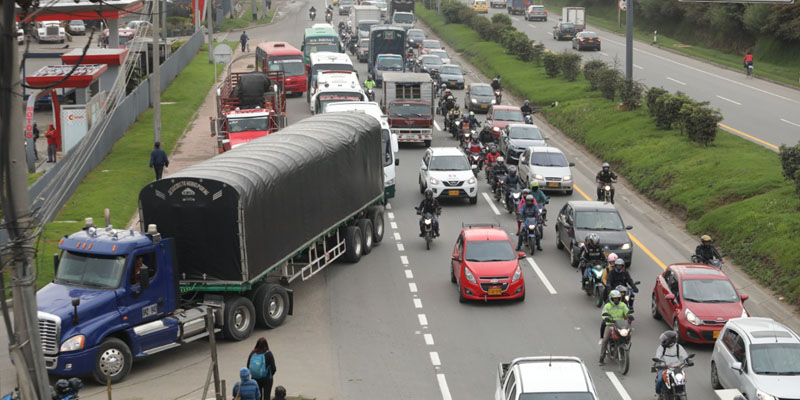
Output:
[466,3,800,151]
[1,2,794,399]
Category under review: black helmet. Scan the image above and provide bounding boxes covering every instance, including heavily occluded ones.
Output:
[54,379,71,395]
[660,330,678,347]
[508,166,517,175]
[424,188,433,199]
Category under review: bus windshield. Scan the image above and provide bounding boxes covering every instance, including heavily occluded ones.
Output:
[268,58,305,76]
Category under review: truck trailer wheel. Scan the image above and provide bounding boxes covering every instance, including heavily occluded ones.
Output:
[93,337,132,384]
[253,284,289,329]
[368,207,385,243]
[222,296,255,341]
[357,219,374,255]
[344,226,363,263]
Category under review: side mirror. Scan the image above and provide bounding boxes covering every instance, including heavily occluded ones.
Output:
[395,158,400,166]
[665,293,676,301]
[730,361,743,373]
[53,253,60,276]
[601,312,611,318]
[518,252,526,259]
[652,357,661,363]
[544,136,550,140]
[139,266,150,290]
[569,162,575,167]
[421,164,427,170]
[688,353,696,359]
[625,225,633,230]
[740,294,749,302]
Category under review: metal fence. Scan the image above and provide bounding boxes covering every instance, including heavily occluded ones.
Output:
[0,30,205,246]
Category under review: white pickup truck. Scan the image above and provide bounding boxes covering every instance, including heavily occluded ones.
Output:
[495,356,599,400]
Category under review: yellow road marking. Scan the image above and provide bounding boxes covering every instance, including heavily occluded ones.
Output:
[573,184,667,270]
[717,122,779,151]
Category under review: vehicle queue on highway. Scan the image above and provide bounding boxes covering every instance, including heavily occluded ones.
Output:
[27,1,800,399]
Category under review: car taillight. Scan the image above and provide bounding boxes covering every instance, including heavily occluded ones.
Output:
[580,38,585,42]
[544,10,548,14]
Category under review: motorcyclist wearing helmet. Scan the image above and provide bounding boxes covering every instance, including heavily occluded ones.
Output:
[485,144,501,166]
[603,258,639,310]
[309,5,317,18]
[447,104,462,130]
[694,234,723,265]
[468,133,484,162]
[599,289,630,365]
[654,330,688,395]
[418,188,441,237]
[517,195,542,251]
[491,75,502,91]
[442,89,456,115]
[463,111,480,128]
[529,181,548,209]
[596,162,618,204]
[593,253,618,289]
[478,125,495,145]
[503,166,524,205]
[491,156,508,192]
[520,100,533,116]
[363,74,376,90]
[580,233,605,285]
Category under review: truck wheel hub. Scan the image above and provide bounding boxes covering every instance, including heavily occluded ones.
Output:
[99,349,124,376]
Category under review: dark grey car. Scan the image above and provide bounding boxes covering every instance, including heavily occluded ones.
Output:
[437,64,465,90]
[464,83,495,113]
[555,201,634,267]
[498,124,548,164]
[553,22,576,41]
[416,55,444,74]
[407,29,426,48]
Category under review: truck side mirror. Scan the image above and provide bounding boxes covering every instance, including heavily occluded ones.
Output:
[395,158,400,166]
[139,266,150,290]
[53,253,60,276]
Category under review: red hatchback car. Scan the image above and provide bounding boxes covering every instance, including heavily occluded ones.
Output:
[651,264,749,344]
[451,225,526,302]
[486,105,525,138]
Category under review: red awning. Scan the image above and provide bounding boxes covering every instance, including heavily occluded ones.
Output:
[26,64,108,89]
[62,48,129,66]
[16,0,144,22]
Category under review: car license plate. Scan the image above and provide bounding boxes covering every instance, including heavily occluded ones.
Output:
[713,330,720,339]
[448,190,460,196]
[481,105,488,109]
[547,182,560,188]
[488,287,502,296]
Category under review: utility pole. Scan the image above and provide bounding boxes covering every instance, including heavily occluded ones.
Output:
[207,0,214,63]
[625,0,634,80]
[153,0,162,143]
[1,1,51,399]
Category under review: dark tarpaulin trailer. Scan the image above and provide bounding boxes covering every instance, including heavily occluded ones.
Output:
[138,113,384,283]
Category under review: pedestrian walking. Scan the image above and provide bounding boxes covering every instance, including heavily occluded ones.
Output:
[232,367,260,400]
[149,141,169,180]
[265,0,271,10]
[272,386,286,400]
[246,337,277,400]
[240,30,249,52]
[32,122,40,160]
[45,124,58,163]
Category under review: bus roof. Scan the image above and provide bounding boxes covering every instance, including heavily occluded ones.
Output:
[305,25,337,37]
[310,52,353,65]
[257,41,301,55]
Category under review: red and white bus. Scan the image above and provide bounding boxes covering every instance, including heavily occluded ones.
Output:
[256,42,307,96]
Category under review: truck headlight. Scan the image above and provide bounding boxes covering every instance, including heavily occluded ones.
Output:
[471,98,477,104]
[464,267,477,283]
[756,390,777,400]
[621,242,631,250]
[429,177,439,185]
[511,265,522,282]
[467,176,476,184]
[60,335,85,352]
[685,309,701,326]
[385,178,395,186]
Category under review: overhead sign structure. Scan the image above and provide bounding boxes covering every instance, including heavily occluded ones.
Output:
[26,64,108,88]
[678,0,793,3]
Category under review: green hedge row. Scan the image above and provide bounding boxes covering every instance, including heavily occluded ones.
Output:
[416,4,800,304]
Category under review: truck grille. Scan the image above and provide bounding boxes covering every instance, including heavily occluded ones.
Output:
[38,312,61,355]
[46,26,59,36]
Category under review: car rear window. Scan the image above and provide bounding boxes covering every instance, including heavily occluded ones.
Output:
[493,110,524,121]
[440,66,462,75]
[465,240,515,262]
[575,211,624,231]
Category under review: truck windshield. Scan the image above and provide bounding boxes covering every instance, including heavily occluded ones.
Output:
[393,13,413,23]
[318,92,364,111]
[359,21,378,32]
[389,103,431,117]
[377,57,403,70]
[55,251,126,288]
[229,117,269,133]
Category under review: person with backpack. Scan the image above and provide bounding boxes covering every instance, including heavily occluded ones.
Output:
[247,337,277,400]
[232,368,260,400]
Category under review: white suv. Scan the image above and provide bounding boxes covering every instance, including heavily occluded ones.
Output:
[419,147,478,204]
[711,317,800,400]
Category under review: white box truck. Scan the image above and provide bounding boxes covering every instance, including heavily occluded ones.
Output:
[561,7,585,32]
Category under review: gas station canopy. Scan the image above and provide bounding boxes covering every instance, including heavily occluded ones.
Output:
[16,0,145,21]
[26,64,108,88]
[62,48,129,66]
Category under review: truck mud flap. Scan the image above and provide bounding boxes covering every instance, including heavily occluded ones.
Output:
[287,288,294,316]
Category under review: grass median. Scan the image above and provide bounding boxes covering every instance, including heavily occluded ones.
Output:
[417,4,800,305]
[32,42,232,289]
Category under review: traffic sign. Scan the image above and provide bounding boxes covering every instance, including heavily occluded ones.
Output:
[618,0,627,11]
[213,44,233,65]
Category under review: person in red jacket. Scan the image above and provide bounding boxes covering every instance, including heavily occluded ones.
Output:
[45,124,58,162]
[743,51,754,75]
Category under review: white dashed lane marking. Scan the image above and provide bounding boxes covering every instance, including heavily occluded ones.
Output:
[482,192,501,215]
[413,298,423,309]
[424,333,435,345]
[394,232,402,241]
[397,243,405,251]
[409,282,418,293]
[400,255,409,265]
[667,77,686,85]
[418,313,428,326]
[429,351,441,366]
[606,372,633,400]
[405,270,414,279]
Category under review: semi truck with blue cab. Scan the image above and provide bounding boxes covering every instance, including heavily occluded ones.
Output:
[36,114,386,384]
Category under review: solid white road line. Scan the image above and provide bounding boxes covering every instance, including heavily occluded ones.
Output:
[633,64,643,70]
[482,192,501,215]
[413,298,423,309]
[397,243,405,251]
[605,372,633,400]
[526,257,557,294]
[394,232,402,241]
[598,51,609,57]
[666,77,686,86]
[418,313,428,326]
[424,333,435,345]
[400,255,409,265]
[388,211,395,219]
[390,221,398,230]
[405,270,414,279]
[781,118,800,128]
[437,374,453,400]
[409,282,418,293]
[716,95,742,106]
[429,351,441,366]
[434,121,442,131]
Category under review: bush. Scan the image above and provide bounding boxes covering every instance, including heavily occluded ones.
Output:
[559,52,582,81]
[598,68,621,101]
[653,92,691,129]
[679,102,722,146]
[646,87,668,117]
[472,16,493,40]
[491,13,513,26]
[583,60,607,91]
[542,52,560,78]
[619,79,645,110]
[531,41,546,65]
[779,142,800,194]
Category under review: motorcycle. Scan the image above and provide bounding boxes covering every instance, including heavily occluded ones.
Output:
[468,149,483,174]
[309,10,316,20]
[583,262,606,306]
[493,173,507,200]
[450,119,461,138]
[690,254,726,269]
[494,88,502,104]
[415,207,440,250]
[503,187,522,214]
[366,87,375,101]
[518,216,540,255]
[524,113,534,124]
[652,354,696,400]
[599,182,614,203]
[325,10,333,23]
[484,161,497,184]
[3,377,83,400]
[602,312,635,375]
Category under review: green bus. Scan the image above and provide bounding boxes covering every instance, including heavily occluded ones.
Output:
[302,25,343,65]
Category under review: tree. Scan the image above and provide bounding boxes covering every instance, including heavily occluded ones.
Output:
[779,142,800,194]
[542,52,560,78]
[598,68,621,101]
[560,52,582,81]
[583,60,607,91]
[646,87,668,117]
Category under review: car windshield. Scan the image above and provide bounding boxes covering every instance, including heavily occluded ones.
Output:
[377,57,403,70]
[359,39,369,47]
[228,116,269,133]
[681,279,739,303]
[471,85,493,96]
[389,103,431,117]
[55,250,126,288]
[70,21,84,26]
[561,23,575,29]
[408,30,425,39]
[531,152,568,167]
[440,66,462,75]
[750,343,800,375]
[575,211,624,230]
[429,155,470,171]
[423,57,443,65]
[340,0,353,4]
[494,110,524,121]
[465,240,515,262]
[394,13,414,23]
[423,41,441,49]
[359,21,378,31]
[268,59,305,76]
[509,126,544,140]
[519,394,595,400]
